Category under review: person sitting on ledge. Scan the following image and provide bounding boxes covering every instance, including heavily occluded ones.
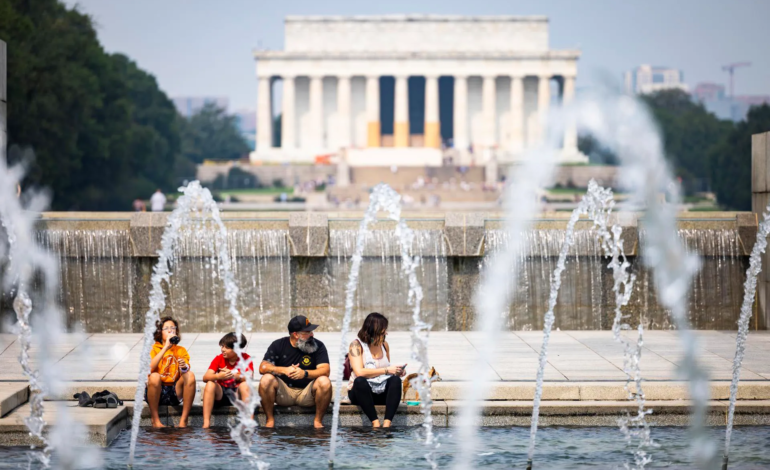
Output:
[201,332,254,429]
[258,316,332,428]
[145,316,196,428]
[347,312,405,428]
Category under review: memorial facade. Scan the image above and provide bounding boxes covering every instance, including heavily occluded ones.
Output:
[252,15,586,166]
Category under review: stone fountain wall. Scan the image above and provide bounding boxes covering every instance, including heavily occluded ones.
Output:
[0,211,759,333]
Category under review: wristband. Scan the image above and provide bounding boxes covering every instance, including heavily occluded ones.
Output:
[180,365,190,374]
[304,370,308,379]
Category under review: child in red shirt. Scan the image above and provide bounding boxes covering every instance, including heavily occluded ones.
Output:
[202,332,254,428]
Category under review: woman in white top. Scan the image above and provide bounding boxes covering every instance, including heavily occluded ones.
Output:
[348,312,406,427]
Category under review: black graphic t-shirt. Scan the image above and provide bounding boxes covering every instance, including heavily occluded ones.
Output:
[262,337,330,389]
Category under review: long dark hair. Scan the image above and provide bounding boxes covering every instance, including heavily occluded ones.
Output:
[357,312,388,346]
[153,316,180,344]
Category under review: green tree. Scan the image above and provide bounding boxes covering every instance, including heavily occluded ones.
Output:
[181,102,250,164]
[710,104,770,210]
[0,0,182,210]
[641,90,733,194]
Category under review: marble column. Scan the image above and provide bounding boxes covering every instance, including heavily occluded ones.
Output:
[509,75,524,153]
[281,75,295,150]
[425,76,441,148]
[366,76,380,147]
[256,76,273,152]
[562,75,578,155]
[482,75,496,148]
[309,75,324,148]
[424,75,440,149]
[536,75,551,143]
[453,75,469,151]
[394,76,409,148]
[337,75,351,149]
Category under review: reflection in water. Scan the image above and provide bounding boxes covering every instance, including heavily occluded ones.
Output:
[2,426,770,469]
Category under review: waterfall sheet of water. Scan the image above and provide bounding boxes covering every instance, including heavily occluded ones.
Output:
[0,159,95,468]
[723,203,770,469]
[128,181,265,469]
[329,183,435,468]
[327,229,448,330]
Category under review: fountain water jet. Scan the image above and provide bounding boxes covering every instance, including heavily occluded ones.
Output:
[722,202,770,470]
[128,181,264,468]
[329,183,435,468]
[575,91,711,467]
[0,157,96,468]
[526,181,620,469]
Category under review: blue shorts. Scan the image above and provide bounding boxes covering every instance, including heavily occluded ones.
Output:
[144,383,181,406]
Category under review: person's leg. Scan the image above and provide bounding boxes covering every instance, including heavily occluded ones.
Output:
[175,371,196,427]
[202,381,223,429]
[351,377,379,426]
[237,381,252,404]
[146,372,165,428]
[311,376,332,428]
[382,376,402,427]
[258,374,279,428]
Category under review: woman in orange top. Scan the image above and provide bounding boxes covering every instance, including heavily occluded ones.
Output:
[146,316,196,427]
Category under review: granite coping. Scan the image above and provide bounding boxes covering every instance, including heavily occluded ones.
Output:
[0,383,28,418]
[0,402,128,447]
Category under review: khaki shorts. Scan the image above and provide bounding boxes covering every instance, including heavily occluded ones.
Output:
[275,377,316,407]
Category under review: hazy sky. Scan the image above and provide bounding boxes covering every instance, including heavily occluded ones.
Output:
[64,0,769,111]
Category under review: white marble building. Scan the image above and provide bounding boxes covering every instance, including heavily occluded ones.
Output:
[251,15,586,166]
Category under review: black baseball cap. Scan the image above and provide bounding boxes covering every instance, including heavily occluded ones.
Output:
[288,315,319,333]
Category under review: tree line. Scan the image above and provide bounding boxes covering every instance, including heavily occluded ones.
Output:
[0,0,249,210]
[580,89,770,211]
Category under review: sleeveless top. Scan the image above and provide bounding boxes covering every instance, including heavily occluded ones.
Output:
[347,338,390,394]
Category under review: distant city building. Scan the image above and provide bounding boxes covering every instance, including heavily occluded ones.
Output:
[172,96,229,118]
[692,82,770,122]
[624,65,688,95]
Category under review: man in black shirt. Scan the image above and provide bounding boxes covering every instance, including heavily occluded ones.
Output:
[258,315,332,428]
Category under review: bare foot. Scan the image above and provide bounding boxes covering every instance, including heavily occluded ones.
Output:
[372,420,381,428]
[202,424,210,429]
[177,421,188,428]
[264,420,275,428]
[313,420,325,429]
[151,420,166,429]
[383,419,392,428]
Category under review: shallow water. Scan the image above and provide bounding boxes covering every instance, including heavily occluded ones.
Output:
[1,426,769,469]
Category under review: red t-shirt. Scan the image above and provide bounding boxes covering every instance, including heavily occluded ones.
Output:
[208,353,253,388]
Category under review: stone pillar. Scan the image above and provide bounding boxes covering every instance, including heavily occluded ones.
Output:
[366,76,380,147]
[337,75,351,149]
[445,212,487,330]
[509,75,524,153]
[536,75,551,143]
[453,75,469,152]
[752,132,770,329]
[424,75,440,149]
[394,75,409,148]
[0,40,6,161]
[562,75,578,155]
[482,75,496,148]
[309,75,324,148]
[281,75,296,150]
[256,76,273,152]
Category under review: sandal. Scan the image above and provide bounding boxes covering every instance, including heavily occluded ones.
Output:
[73,391,93,407]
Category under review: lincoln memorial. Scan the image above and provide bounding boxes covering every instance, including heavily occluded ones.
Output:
[251,15,586,166]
